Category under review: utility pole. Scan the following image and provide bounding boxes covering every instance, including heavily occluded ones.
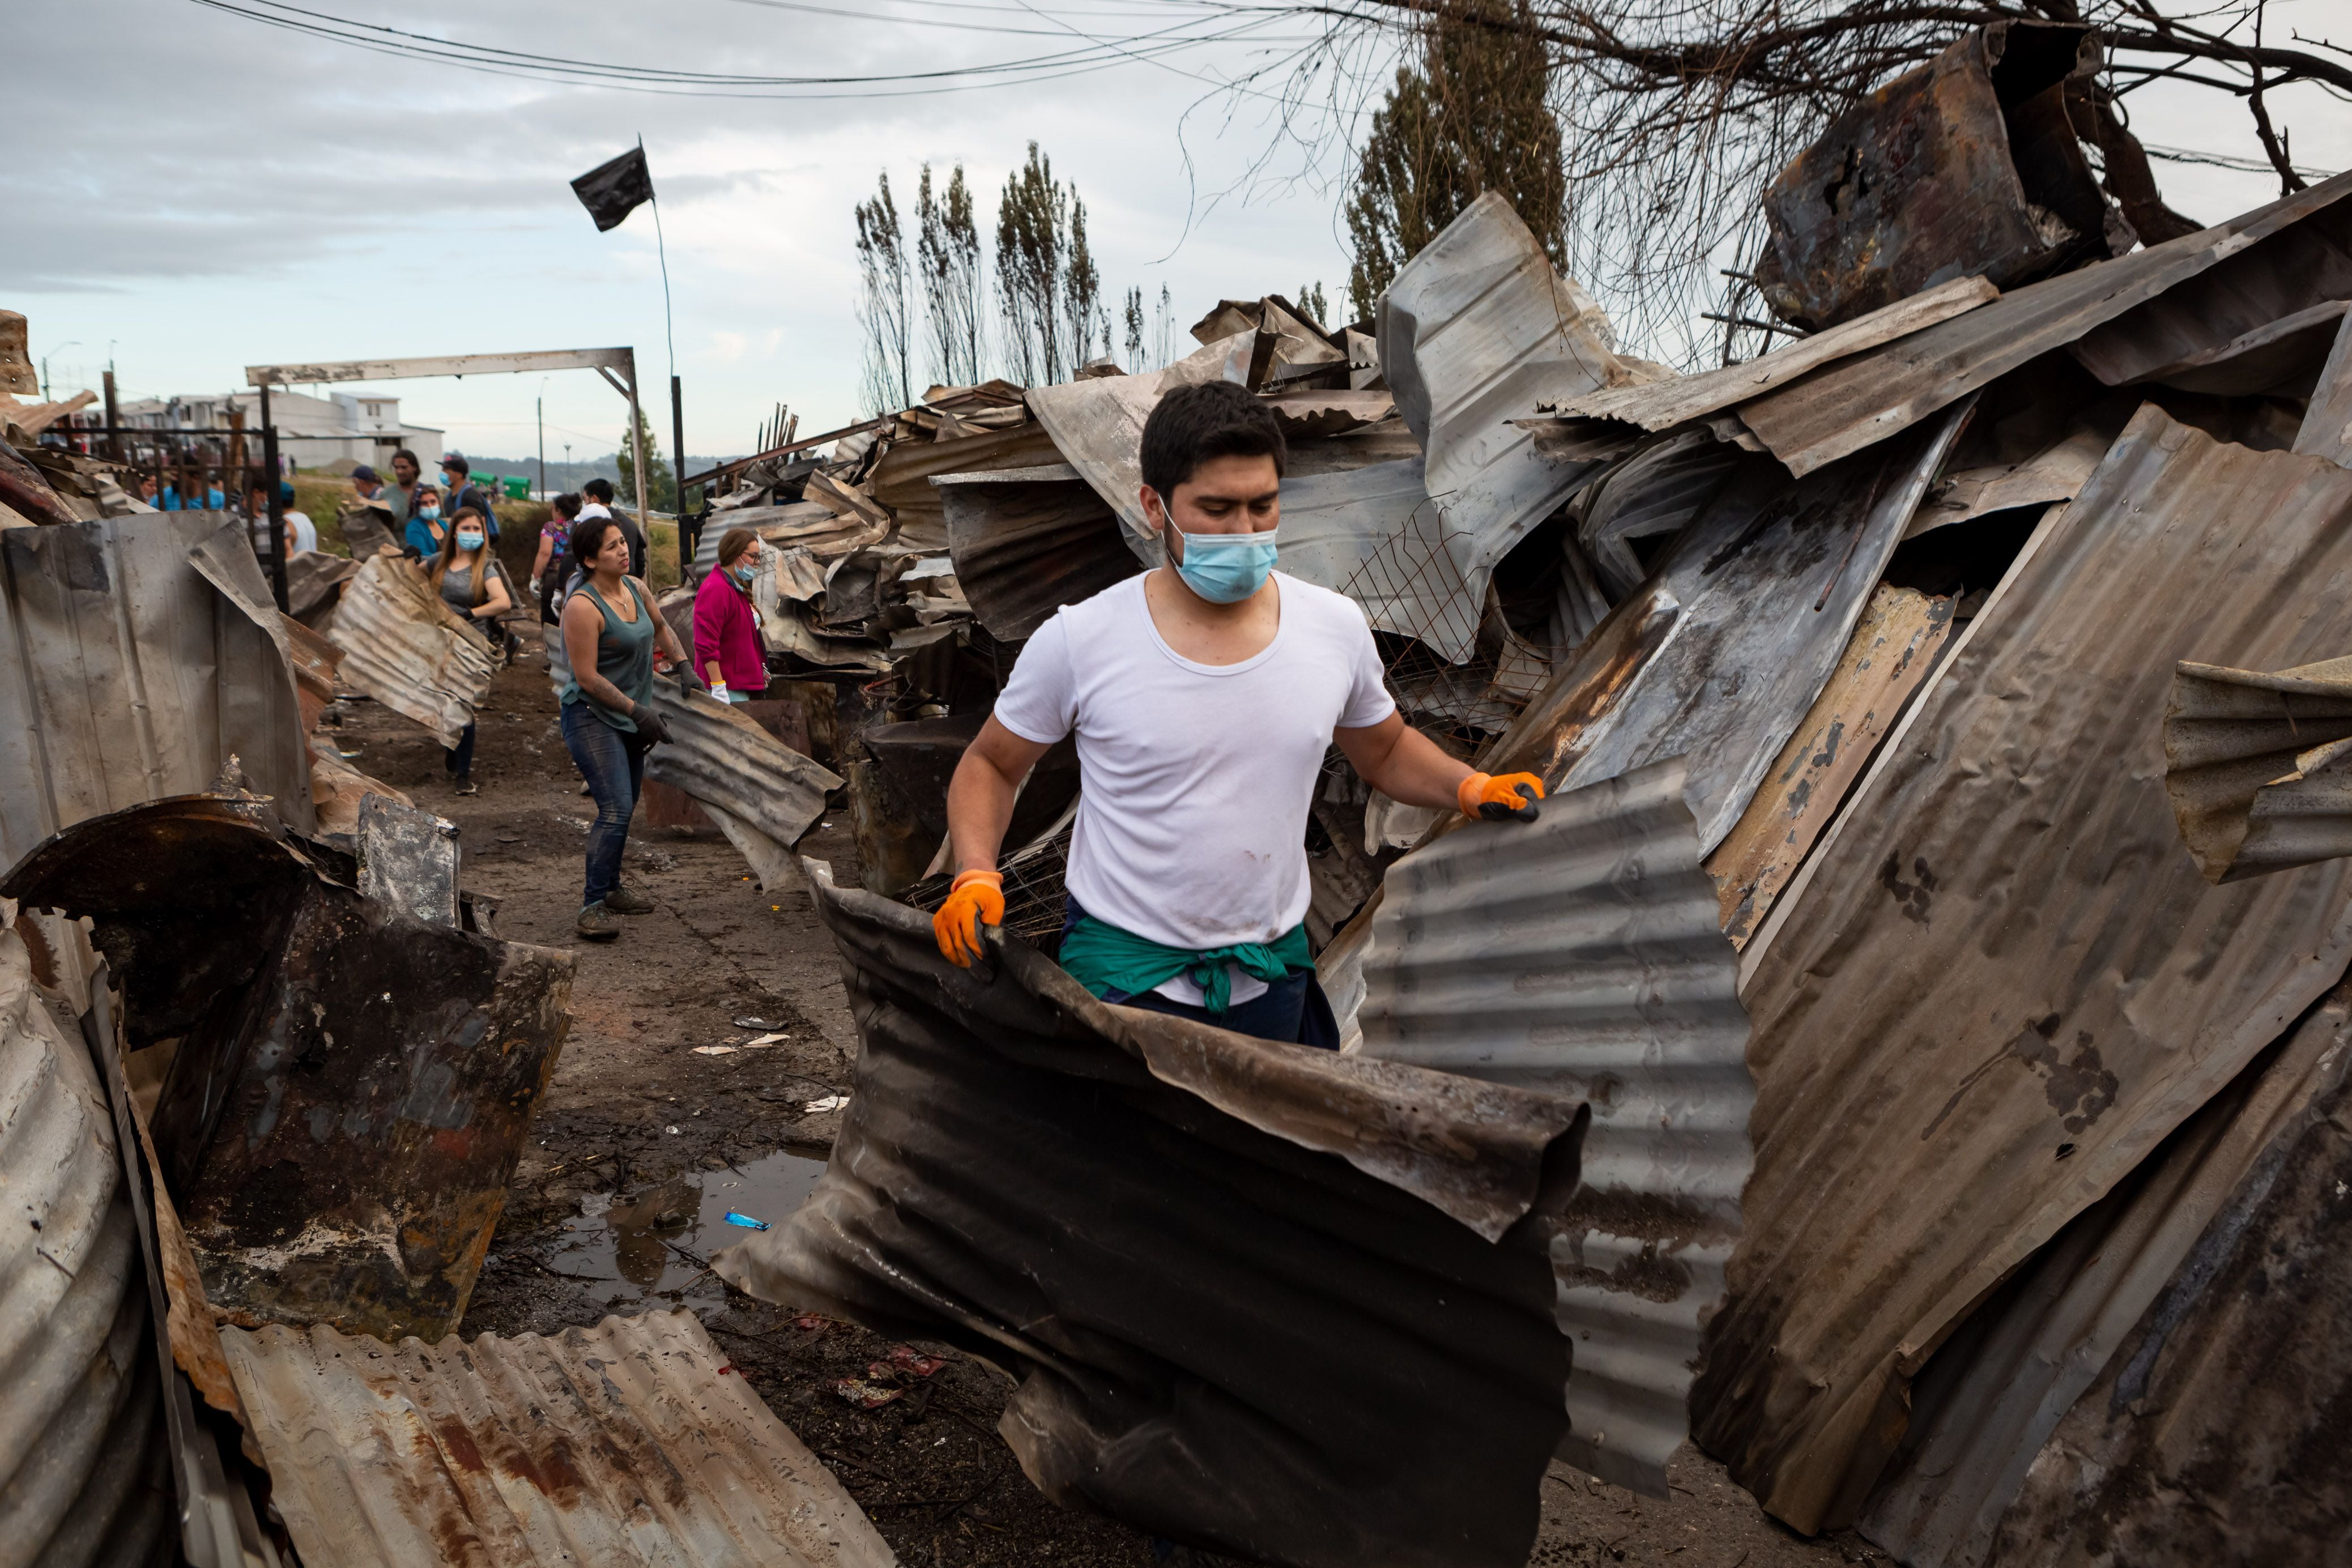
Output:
[537,394,546,500]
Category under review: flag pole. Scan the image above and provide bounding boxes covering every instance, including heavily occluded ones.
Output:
[641,135,691,569]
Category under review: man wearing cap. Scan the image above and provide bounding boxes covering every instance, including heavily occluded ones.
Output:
[440,453,501,541]
[931,380,1546,1046]
[337,465,400,558]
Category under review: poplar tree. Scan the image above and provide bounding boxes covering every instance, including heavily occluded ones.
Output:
[917,164,985,389]
[854,172,914,412]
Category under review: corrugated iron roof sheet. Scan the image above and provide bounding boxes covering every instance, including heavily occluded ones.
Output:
[1353,756,1752,1497]
[868,417,1063,536]
[2297,310,2352,461]
[1695,408,2352,1534]
[643,684,843,890]
[935,463,1138,641]
[2163,655,2352,883]
[0,512,314,865]
[219,1310,896,1568]
[327,553,496,749]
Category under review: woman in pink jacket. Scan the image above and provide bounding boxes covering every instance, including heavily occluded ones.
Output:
[693,527,769,703]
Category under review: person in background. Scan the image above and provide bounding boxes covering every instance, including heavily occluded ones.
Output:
[136,474,159,507]
[403,483,444,557]
[426,506,513,796]
[387,449,421,525]
[536,492,582,624]
[280,482,317,554]
[350,465,386,506]
[441,453,500,541]
[579,478,646,578]
[559,513,702,940]
[693,527,768,705]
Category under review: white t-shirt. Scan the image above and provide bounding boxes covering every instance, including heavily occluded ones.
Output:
[994,570,1395,1004]
[286,512,317,553]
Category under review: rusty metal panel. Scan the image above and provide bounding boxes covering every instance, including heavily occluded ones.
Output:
[219,1310,895,1568]
[2164,655,2352,883]
[1706,586,1954,944]
[327,553,496,749]
[867,417,1063,535]
[936,462,1139,641]
[2297,309,2352,464]
[1752,23,2120,331]
[1354,756,1752,1497]
[0,919,173,1568]
[2072,208,2352,389]
[3,796,573,1345]
[1694,410,2352,1533]
[1272,455,1489,649]
[1983,984,2352,1567]
[714,867,1589,1568]
[1732,169,2352,477]
[643,683,843,890]
[1859,979,2352,1568]
[1574,431,1742,600]
[0,512,314,866]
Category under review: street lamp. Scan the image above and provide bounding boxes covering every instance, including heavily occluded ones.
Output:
[40,340,80,402]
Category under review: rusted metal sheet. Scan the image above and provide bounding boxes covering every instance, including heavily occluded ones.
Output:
[1263,387,1396,437]
[1983,982,2352,1567]
[1706,585,1953,944]
[0,917,174,1568]
[327,553,496,749]
[1378,192,1655,662]
[1859,978,2352,1568]
[1751,23,2123,332]
[0,512,315,865]
[1732,170,2352,477]
[2298,309,2352,464]
[0,311,33,395]
[867,417,1062,535]
[643,683,843,891]
[1027,331,1256,563]
[1574,431,1741,599]
[714,867,1589,1568]
[1695,410,2352,1534]
[3,795,573,1345]
[1353,756,1752,1497]
[935,462,1138,640]
[1904,428,2105,536]
[219,1310,895,1568]
[2108,299,2349,398]
[2164,655,2352,883]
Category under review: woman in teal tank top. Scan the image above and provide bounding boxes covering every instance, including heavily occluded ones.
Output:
[558,514,702,940]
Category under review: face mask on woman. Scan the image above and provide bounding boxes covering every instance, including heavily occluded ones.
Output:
[419,504,441,522]
[731,559,759,586]
[455,529,485,551]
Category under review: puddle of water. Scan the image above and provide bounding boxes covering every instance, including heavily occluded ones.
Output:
[544,1148,828,1310]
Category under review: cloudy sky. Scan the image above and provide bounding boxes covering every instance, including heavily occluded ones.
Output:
[6,0,2346,469]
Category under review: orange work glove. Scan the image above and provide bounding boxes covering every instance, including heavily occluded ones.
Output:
[1457,771,1545,823]
[932,870,1005,966]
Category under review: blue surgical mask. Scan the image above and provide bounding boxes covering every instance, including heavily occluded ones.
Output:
[455,530,485,551]
[419,505,441,521]
[731,561,757,586]
[1171,526,1279,604]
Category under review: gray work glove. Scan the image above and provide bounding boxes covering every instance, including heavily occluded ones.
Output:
[630,700,675,747]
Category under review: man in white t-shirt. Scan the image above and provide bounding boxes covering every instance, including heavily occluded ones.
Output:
[932,380,1546,1045]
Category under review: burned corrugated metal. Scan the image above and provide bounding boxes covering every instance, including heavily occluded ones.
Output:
[1705,586,1953,944]
[1729,169,2352,477]
[1695,410,2352,1535]
[220,1310,894,1568]
[0,918,174,1568]
[0,512,315,866]
[1859,979,2352,1568]
[1377,192,1657,662]
[2164,655,2352,883]
[714,867,1590,1568]
[1353,756,1752,1497]
[2298,310,2352,463]
[1983,983,2352,1568]
[867,414,1064,538]
[862,712,1077,860]
[935,461,1138,640]
[327,553,496,749]
[4,794,573,1345]
[354,794,461,927]
[1574,431,1741,600]
[643,682,843,891]
[1273,456,1486,651]
[1750,22,2127,332]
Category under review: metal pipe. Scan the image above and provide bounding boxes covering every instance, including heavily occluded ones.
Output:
[671,373,689,580]
[261,385,288,612]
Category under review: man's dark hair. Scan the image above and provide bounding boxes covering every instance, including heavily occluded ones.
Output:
[391,448,419,469]
[441,453,470,477]
[1138,381,1286,501]
[583,477,616,504]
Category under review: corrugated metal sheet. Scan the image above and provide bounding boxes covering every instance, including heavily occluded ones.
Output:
[1026,331,1256,564]
[1727,169,2352,476]
[1984,1004,2352,1567]
[327,553,496,749]
[935,462,1139,640]
[1858,977,2352,1568]
[1353,756,1751,1496]
[1693,409,2352,1534]
[643,683,843,890]
[715,866,1590,1568]
[868,417,1064,535]
[2296,309,2352,462]
[1272,456,1486,651]
[0,917,173,1568]
[1706,585,1954,945]
[1575,431,1741,599]
[2163,655,2352,883]
[0,511,314,866]
[1375,192,1655,661]
[219,1310,895,1568]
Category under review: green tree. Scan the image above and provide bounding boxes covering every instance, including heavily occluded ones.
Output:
[1063,194,1102,372]
[917,164,985,389]
[1344,4,1565,322]
[614,404,677,514]
[1294,282,1330,326]
[996,143,1068,385]
[855,172,914,413]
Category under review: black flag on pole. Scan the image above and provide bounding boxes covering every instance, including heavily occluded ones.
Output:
[570,146,654,232]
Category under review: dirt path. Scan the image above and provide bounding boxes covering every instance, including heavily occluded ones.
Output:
[329,637,1880,1568]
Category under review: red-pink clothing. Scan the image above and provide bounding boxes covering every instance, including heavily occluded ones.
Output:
[693,568,768,692]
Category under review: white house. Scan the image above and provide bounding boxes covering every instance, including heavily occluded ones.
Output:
[116,389,442,472]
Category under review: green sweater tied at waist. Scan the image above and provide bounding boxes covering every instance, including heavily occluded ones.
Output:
[1058,914,1311,1015]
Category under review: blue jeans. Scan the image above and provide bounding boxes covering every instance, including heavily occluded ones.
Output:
[562,702,649,906]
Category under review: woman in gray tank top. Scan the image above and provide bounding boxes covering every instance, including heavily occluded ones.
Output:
[427,506,512,795]
[558,514,704,940]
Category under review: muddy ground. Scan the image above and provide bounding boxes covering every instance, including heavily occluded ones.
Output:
[331,633,1884,1568]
